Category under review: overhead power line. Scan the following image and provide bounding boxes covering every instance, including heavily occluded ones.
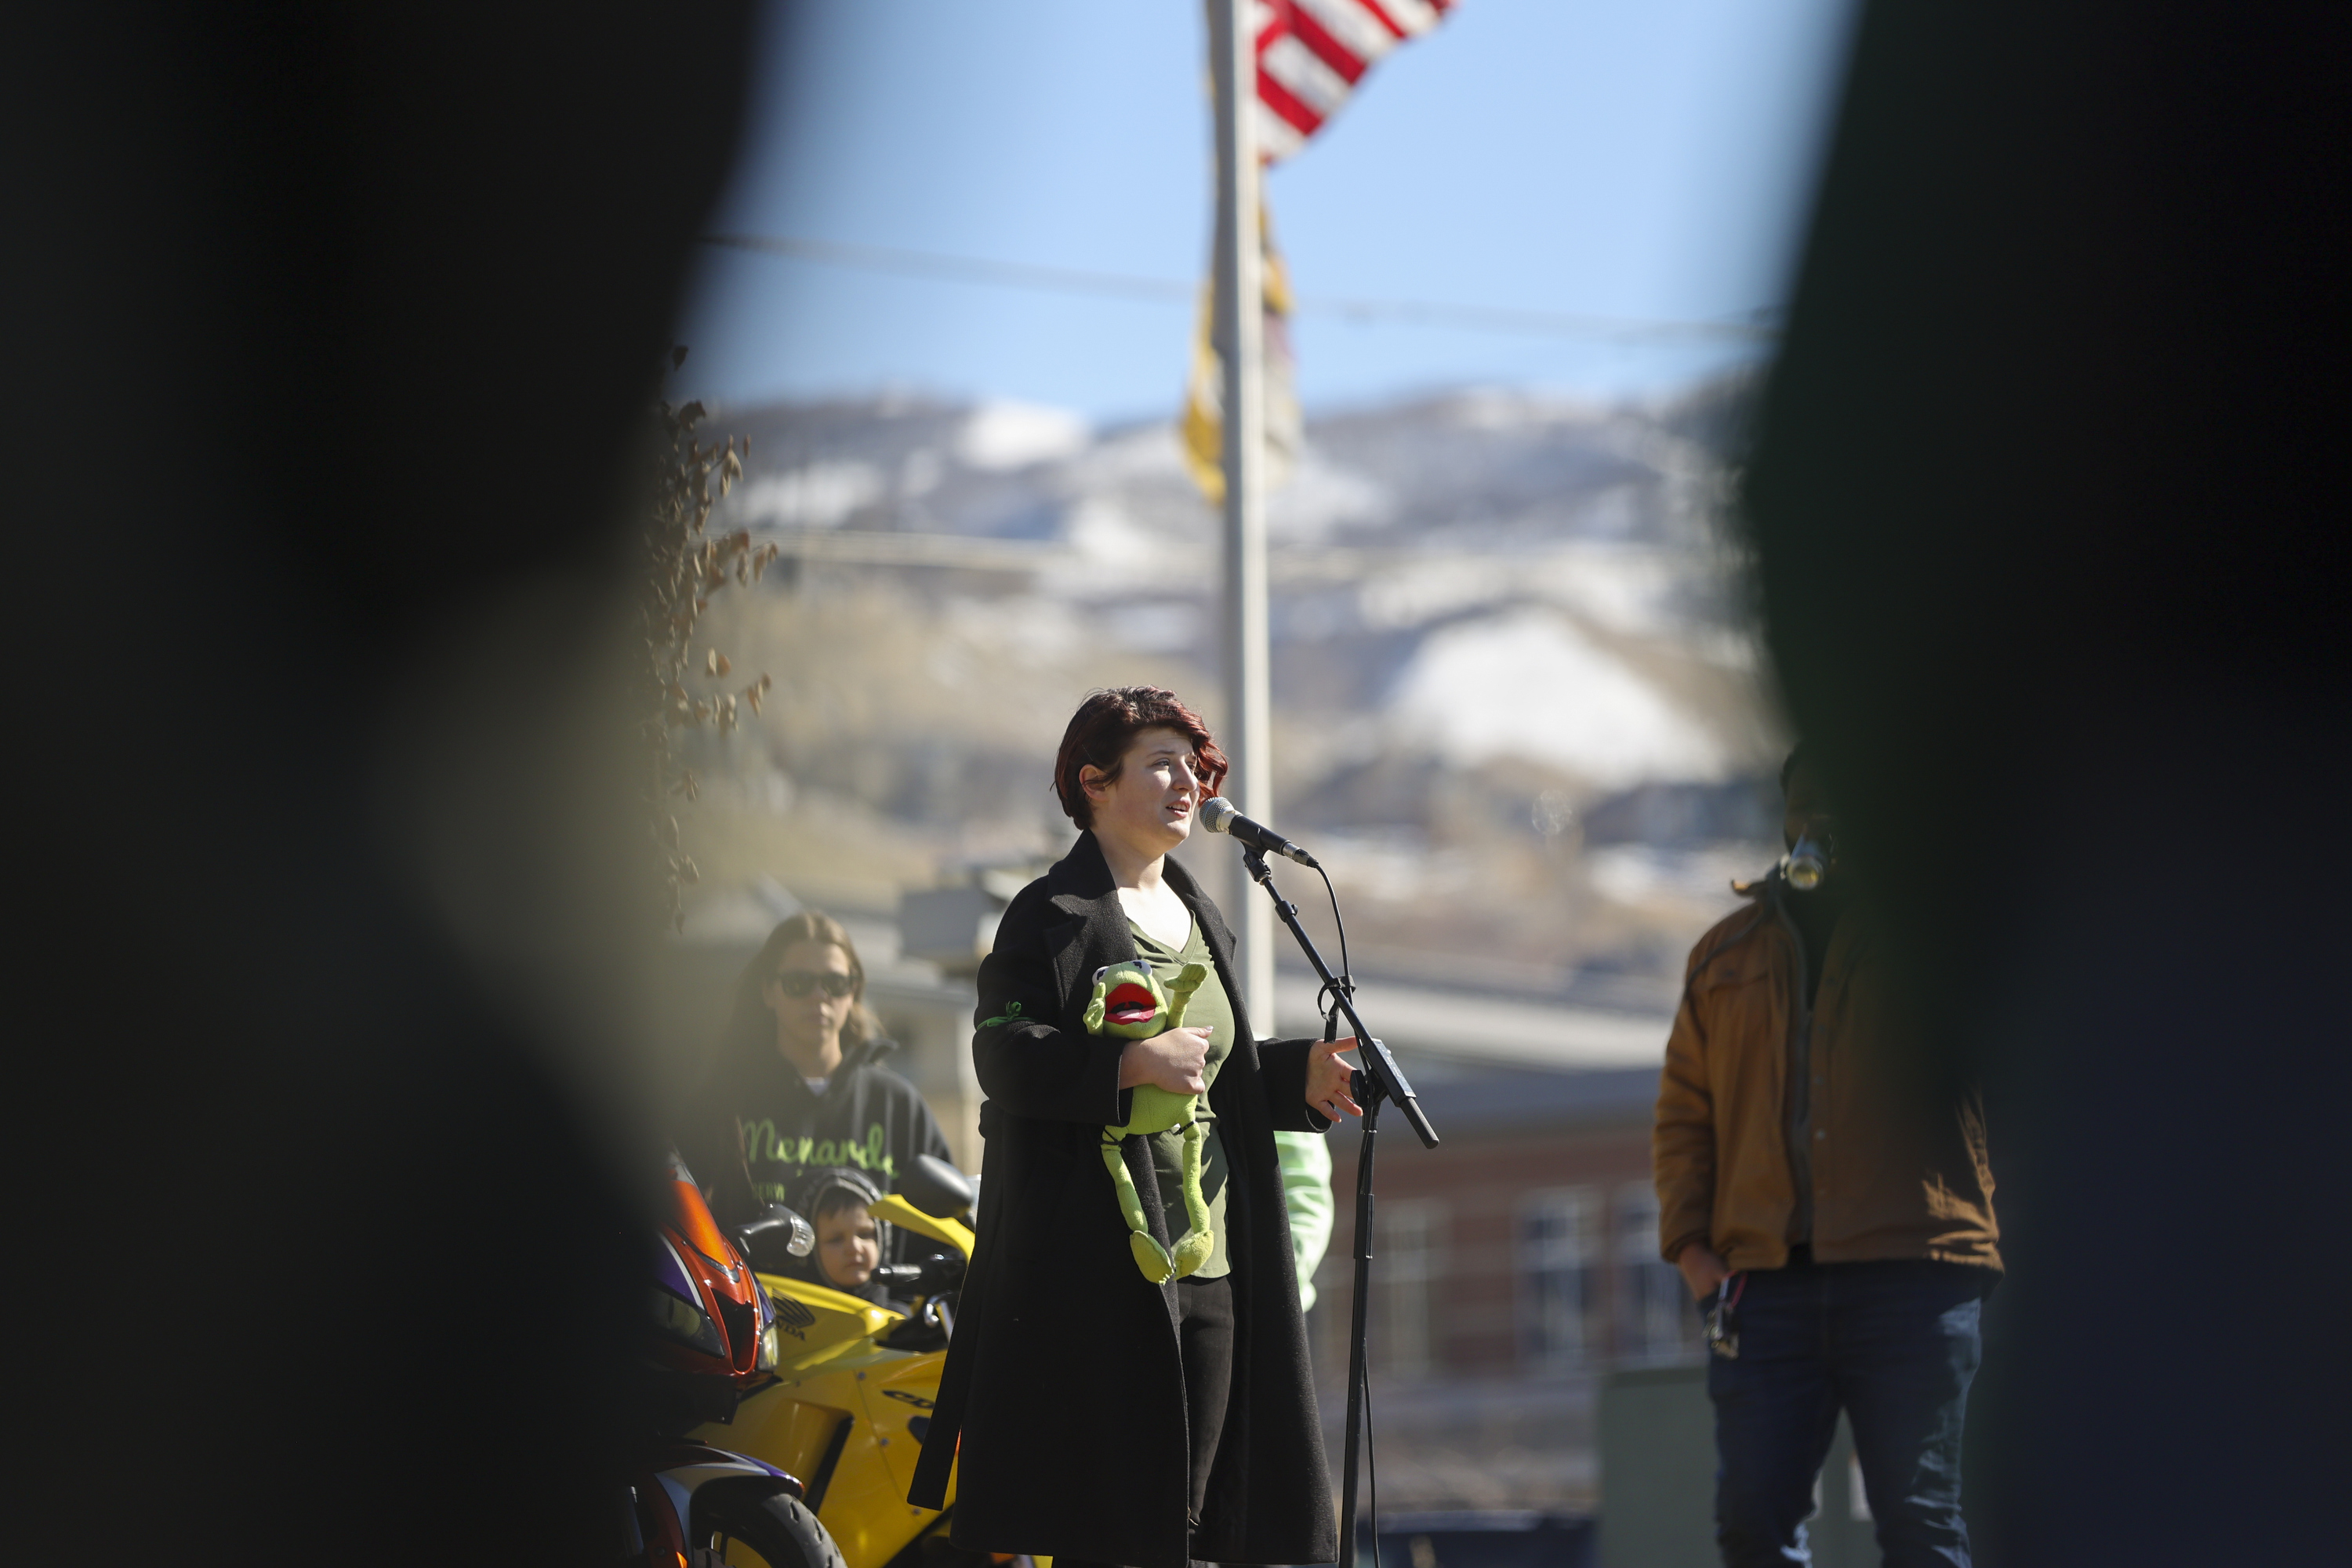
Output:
[740,527,1705,581]
[700,232,1780,346]
[706,231,1192,305]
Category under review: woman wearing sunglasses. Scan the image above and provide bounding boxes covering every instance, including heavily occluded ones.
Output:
[909,686,1355,1568]
[679,910,953,1247]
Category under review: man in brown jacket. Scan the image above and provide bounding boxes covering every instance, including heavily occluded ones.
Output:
[1654,747,1998,1567]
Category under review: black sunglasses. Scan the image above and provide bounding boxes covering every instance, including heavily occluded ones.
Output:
[771,971,856,999]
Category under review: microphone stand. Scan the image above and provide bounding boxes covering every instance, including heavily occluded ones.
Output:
[1239,847,1438,1568]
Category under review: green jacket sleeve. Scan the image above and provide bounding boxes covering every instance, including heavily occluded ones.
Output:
[1273,1129,1334,1312]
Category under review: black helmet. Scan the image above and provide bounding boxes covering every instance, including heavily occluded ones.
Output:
[793,1164,884,1216]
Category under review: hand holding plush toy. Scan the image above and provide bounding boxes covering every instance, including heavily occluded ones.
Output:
[1086,959,1214,1283]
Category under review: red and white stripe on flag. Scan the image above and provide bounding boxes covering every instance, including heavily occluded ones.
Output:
[1253,0,1457,162]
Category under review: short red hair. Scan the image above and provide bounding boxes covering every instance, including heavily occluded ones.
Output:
[1052,687,1229,829]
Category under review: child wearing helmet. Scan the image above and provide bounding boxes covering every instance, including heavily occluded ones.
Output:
[794,1167,891,1300]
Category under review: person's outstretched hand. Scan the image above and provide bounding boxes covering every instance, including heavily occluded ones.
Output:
[1305,1036,1363,1122]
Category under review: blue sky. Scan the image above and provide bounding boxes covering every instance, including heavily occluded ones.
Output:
[673,0,1856,423]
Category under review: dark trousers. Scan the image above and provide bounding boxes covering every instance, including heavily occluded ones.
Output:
[1707,1258,1988,1568]
[1176,1273,1236,1526]
[1062,1273,1234,1568]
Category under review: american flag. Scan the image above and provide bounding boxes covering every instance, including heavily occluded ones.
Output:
[1253,0,1460,162]
[1182,2,1457,503]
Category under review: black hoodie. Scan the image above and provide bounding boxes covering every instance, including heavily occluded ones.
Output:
[678,1033,953,1259]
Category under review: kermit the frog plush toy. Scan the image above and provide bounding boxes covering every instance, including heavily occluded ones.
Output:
[1084,957,1214,1283]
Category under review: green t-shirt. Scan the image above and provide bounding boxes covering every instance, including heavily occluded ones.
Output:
[1129,917,1233,1279]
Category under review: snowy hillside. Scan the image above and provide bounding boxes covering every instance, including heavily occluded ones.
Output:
[683,379,1785,994]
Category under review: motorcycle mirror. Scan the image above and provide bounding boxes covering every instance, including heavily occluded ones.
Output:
[898,1154,976,1220]
[731,1203,815,1274]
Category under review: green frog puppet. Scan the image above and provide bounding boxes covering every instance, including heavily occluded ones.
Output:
[1083,957,1214,1283]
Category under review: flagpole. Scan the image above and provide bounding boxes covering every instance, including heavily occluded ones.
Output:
[1210,0,1274,1032]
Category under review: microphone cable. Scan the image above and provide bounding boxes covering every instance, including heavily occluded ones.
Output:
[1303,855,1380,1568]
[1314,861,1355,1041]
[1364,1352,1381,1568]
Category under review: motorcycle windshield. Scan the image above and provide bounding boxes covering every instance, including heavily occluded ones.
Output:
[668,1162,739,1270]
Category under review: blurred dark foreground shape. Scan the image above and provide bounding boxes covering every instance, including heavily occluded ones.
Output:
[8,2,2347,1563]
[6,4,757,1563]
[1745,0,2349,1562]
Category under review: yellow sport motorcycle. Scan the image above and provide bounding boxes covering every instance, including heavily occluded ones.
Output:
[701,1157,998,1568]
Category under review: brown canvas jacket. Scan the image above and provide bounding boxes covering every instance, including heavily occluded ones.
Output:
[1653,877,2000,1273]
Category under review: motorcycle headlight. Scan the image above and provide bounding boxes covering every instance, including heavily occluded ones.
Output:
[651,1287,724,1355]
[757,1321,780,1371]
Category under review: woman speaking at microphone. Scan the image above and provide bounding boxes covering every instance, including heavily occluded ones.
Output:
[909,686,1359,1568]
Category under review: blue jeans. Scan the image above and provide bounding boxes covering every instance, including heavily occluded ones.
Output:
[1706,1258,1989,1567]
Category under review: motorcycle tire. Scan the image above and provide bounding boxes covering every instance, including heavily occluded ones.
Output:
[689,1485,844,1568]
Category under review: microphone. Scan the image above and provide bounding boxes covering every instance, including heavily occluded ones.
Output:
[1200,797,1319,868]
[1784,827,1834,891]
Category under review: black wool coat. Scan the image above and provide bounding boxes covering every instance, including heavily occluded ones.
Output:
[908,833,1337,1568]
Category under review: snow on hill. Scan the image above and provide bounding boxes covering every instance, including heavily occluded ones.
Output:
[688,378,1784,990]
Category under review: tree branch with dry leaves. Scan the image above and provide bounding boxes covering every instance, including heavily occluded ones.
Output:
[642,345,779,929]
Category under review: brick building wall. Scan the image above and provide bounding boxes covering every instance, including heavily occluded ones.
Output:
[1309,1063,1704,1385]
[1301,1060,1702,1512]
